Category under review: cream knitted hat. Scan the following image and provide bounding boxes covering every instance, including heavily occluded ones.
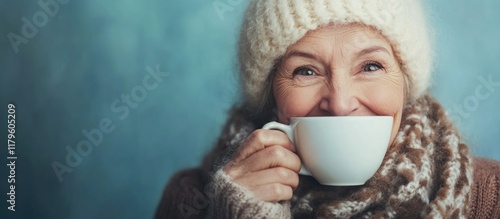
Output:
[238,0,433,111]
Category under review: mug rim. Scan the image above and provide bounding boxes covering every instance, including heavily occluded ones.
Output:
[290,116,393,121]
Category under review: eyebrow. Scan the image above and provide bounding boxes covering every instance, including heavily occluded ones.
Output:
[283,46,391,61]
[284,50,319,61]
[356,46,391,58]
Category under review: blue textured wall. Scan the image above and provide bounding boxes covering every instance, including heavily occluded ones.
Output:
[0,0,499,218]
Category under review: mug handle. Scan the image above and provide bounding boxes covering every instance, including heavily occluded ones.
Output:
[262,121,312,176]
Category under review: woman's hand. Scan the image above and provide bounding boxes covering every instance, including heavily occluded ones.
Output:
[223,129,301,202]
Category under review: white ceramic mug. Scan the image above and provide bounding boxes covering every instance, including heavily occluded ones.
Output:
[262,116,393,186]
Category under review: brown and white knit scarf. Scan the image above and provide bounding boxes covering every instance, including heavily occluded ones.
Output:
[204,95,473,219]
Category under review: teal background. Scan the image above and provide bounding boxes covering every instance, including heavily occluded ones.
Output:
[0,0,499,218]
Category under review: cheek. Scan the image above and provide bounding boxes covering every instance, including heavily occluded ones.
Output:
[273,82,321,123]
[362,76,405,116]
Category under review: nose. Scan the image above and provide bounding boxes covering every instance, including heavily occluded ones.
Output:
[319,84,360,116]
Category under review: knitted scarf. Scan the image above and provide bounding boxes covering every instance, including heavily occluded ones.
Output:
[204,95,473,219]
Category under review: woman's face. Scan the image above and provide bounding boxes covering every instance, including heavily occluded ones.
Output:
[273,24,405,146]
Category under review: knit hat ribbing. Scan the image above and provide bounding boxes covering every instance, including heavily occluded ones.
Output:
[238,0,433,111]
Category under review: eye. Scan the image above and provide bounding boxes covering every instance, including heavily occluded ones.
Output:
[292,67,317,76]
[362,62,383,72]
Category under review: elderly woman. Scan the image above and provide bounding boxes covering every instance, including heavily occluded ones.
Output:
[156,0,500,218]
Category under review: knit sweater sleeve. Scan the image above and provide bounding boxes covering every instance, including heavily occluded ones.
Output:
[154,168,291,219]
[468,157,500,219]
[206,169,291,219]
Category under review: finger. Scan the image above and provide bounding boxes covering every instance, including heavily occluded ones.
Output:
[225,145,300,179]
[233,129,294,162]
[235,167,299,190]
[238,145,301,173]
[249,183,294,202]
